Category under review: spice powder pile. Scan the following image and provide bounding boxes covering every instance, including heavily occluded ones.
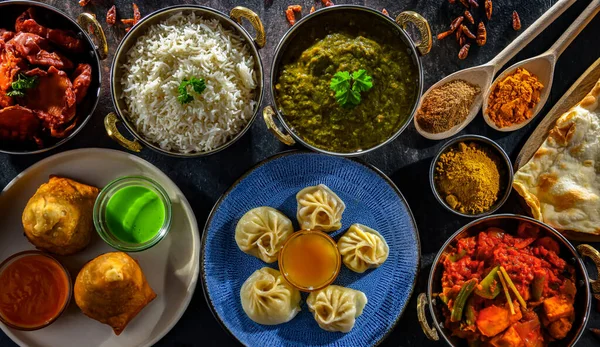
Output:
[435,142,502,214]
[417,80,480,134]
[486,67,544,128]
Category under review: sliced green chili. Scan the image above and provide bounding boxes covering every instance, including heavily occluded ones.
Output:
[474,266,501,299]
[451,278,477,322]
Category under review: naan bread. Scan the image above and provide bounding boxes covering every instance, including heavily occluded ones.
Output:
[513,79,600,235]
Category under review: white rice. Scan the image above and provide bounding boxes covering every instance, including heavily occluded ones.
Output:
[120,12,257,153]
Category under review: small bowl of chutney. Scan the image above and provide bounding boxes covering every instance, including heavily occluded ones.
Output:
[0,250,72,331]
[93,176,172,252]
[278,230,341,292]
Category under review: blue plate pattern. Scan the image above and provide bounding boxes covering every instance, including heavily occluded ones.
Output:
[202,151,420,346]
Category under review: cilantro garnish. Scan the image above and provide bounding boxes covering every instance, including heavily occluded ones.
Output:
[6,74,38,98]
[178,77,206,104]
[329,69,373,108]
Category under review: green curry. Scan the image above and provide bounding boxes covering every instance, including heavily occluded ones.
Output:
[275,32,418,153]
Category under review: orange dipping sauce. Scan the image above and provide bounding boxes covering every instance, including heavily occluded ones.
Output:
[279,230,340,291]
[0,252,71,330]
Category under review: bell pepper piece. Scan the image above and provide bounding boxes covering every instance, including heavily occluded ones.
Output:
[448,249,467,262]
[531,272,546,301]
[499,266,527,309]
[465,296,476,326]
[474,266,501,299]
[451,278,477,322]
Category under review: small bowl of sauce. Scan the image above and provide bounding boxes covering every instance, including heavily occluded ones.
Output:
[93,176,172,252]
[278,230,341,292]
[0,251,71,330]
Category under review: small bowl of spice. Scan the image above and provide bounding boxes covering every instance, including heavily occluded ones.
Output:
[483,67,545,132]
[414,78,482,140]
[430,135,513,217]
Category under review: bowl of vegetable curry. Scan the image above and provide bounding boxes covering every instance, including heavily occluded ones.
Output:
[417,214,598,346]
[264,5,432,156]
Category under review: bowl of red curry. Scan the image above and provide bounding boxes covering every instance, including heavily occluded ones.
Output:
[416,214,596,346]
[0,1,108,154]
[0,250,72,330]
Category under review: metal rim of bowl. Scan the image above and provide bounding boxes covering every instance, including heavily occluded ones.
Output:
[0,0,102,155]
[426,214,591,347]
[0,250,73,331]
[199,149,422,346]
[429,134,514,218]
[269,5,425,157]
[110,4,265,158]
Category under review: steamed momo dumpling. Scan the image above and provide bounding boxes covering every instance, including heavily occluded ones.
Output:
[338,224,389,273]
[240,267,301,325]
[235,207,294,263]
[296,184,345,232]
[306,285,367,333]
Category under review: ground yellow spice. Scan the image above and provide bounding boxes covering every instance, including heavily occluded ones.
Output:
[435,142,501,214]
[486,67,544,128]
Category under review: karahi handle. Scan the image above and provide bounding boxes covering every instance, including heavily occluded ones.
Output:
[417,293,440,341]
[78,12,109,61]
[104,113,143,153]
[230,7,266,49]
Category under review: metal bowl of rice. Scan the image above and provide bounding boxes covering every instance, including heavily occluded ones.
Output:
[107,5,265,157]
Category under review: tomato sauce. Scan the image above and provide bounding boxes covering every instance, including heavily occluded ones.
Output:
[0,254,70,329]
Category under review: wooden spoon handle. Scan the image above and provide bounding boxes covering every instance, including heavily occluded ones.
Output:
[546,0,600,58]
[488,0,576,73]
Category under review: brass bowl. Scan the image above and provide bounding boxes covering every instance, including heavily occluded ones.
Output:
[263,5,432,157]
[107,5,265,157]
[417,214,597,346]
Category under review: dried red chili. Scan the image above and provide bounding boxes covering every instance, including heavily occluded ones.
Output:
[485,0,493,20]
[121,19,135,26]
[132,3,141,24]
[461,25,476,39]
[464,10,474,25]
[382,8,390,17]
[321,0,334,7]
[288,5,302,13]
[476,22,487,46]
[437,30,454,40]
[469,0,479,8]
[78,0,91,7]
[106,5,117,26]
[310,6,315,13]
[285,8,296,26]
[458,43,470,59]
[459,0,469,8]
[513,11,522,30]
[450,16,464,32]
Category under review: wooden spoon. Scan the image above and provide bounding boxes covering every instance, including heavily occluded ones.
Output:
[483,0,600,132]
[414,0,576,140]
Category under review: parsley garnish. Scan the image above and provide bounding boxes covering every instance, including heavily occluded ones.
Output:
[329,69,373,108]
[6,74,38,98]
[177,77,206,104]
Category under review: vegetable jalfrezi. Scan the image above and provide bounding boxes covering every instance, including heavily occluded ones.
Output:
[0,8,92,147]
[439,223,576,346]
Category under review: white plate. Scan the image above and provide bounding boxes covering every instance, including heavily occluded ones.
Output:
[0,148,200,347]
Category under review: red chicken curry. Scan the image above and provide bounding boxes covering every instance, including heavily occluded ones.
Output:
[0,8,92,147]
[439,223,576,346]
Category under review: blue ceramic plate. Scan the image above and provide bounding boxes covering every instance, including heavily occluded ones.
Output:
[201,151,420,346]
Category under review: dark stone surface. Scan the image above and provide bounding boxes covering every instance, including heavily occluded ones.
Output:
[1,0,599,346]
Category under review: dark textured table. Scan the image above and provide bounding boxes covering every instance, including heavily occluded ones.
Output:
[1,0,600,346]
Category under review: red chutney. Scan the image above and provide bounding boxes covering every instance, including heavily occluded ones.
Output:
[0,254,70,329]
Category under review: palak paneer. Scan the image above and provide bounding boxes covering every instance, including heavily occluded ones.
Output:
[275,25,418,153]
